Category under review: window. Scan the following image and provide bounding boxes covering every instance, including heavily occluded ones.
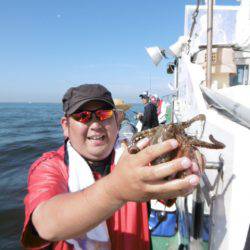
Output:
[229,65,249,86]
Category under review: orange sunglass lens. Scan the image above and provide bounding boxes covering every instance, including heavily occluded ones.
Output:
[96,110,114,121]
[72,111,91,123]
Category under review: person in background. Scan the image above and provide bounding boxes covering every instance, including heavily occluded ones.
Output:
[113,98,137,146]
[149,94,158,106]
[150,94,170,124]
[21,83,200,250]
[137,91,159,131]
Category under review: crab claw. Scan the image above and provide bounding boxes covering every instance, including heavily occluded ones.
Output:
[209,135,225,149]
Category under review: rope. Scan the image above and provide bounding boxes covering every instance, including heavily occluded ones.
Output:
[186,0,201,54]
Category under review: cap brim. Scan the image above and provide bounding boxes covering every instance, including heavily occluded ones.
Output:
[66,98,115,115]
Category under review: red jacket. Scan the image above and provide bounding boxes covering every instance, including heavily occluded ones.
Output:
[21,145,150,250]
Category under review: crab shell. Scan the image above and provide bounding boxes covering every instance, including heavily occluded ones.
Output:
[129,123,206,176]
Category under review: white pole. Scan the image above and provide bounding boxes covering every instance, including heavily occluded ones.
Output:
[206,0,214,88]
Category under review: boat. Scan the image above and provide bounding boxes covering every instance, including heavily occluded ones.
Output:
[147,0,250,249]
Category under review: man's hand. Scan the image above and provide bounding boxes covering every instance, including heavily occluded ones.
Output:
[104,138,200,203]
[136,112,143,120]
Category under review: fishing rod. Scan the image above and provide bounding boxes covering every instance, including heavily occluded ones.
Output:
[131,110,138,115]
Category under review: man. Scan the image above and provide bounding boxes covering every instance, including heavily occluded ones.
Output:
[137,91,159,131]
[22,83,200,250]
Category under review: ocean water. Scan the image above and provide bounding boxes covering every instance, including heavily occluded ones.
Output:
[0,102,143,249]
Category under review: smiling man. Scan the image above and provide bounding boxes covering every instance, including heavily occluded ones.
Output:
[22,83,200,250]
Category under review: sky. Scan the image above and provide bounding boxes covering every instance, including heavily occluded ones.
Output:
[0,0,239,103]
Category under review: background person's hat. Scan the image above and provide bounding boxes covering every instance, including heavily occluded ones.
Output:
[139,91,149,99]
[114,98,132,111]
[62,83,115,115]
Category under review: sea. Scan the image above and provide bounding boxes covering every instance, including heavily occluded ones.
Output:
[0,102,143,249]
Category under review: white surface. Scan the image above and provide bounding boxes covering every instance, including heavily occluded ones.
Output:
[202,85,250,128]
[206,109,250,250]
[145,46,164,66]
[150,200,176,212]
[174,53,250,249]
[184,5,239,54]
[217,85,250,109]
[235,0,250,49]
[136,120,142,132]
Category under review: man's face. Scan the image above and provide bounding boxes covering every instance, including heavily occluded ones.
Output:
[61,101,119,161]
[141,97,148,105]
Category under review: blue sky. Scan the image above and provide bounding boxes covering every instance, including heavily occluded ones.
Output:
[0,0,239,103]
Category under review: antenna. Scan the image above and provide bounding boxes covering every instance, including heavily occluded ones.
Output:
[149,73,152,91]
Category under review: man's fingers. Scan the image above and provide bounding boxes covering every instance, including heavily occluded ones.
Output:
[191,161,200,174]
[136,137,151,150]
[121,142,128,151]
[135,139,179,166]
[140,157,192,182]
[145,174,200,200]
[180,188,194,197]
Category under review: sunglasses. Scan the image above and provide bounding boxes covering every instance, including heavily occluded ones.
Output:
[71,109,115,124]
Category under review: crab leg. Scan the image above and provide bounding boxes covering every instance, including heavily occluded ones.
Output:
[188,136,225,149]
[179,114,206,130]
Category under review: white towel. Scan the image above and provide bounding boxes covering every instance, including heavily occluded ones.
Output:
[66,141,111,250]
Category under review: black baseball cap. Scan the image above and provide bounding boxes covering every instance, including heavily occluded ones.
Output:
[139,91,149,99]
[62,83,115,115]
